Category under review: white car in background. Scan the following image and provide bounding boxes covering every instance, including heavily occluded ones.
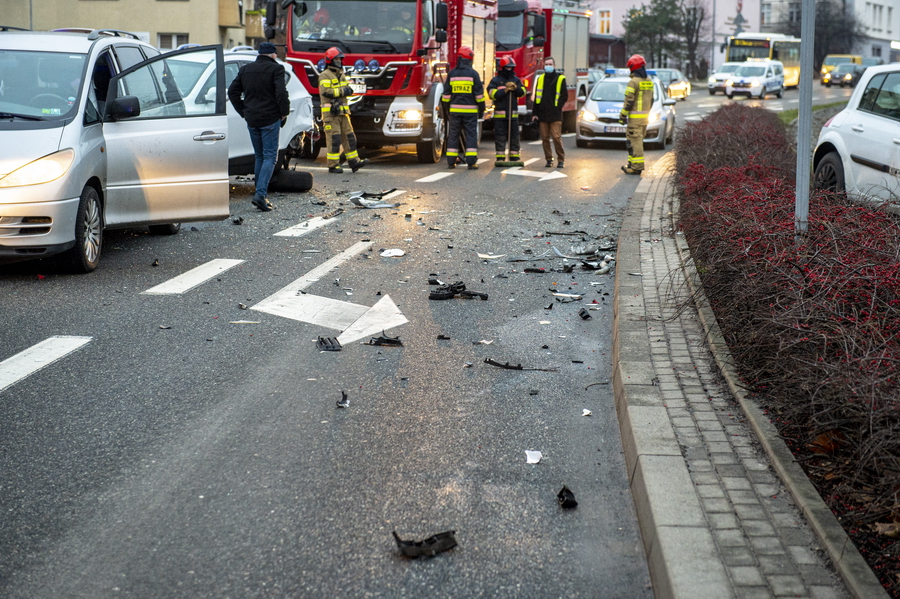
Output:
[166,49,314,175]
[707,61,742,95]
[725,60,784,99]
[814,64,900,200]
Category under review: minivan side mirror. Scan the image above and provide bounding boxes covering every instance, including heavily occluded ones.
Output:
[108,95,141,120]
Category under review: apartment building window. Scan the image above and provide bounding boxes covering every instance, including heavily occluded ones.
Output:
[761,3,771,25]
[873,46,882,57]
[788,2,800,23]
[158,33,189,49]
[889,6,893,34]
[597,10,611,35]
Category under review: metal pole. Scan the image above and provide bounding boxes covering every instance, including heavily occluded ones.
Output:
[795,0,816,235]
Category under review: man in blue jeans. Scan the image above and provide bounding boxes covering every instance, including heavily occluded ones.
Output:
[228,42,290,211]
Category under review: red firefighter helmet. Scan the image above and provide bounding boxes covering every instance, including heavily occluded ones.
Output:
[626,54,646,72]
[324,47,344,65]
[314,8,330,26]
[458,46,475,61]
[499,56,516,69]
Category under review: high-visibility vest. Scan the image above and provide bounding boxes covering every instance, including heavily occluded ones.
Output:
[534,72,565,105]
[622,75,654,123]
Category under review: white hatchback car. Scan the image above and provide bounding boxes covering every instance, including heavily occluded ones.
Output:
[707,61,743,95]
[725,60,784,99]
[0,29,229,272]
[165,49,314,175]
[814,64,900,200]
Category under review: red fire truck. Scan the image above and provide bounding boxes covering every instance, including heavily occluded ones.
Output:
[276,0,498,163]
[542,4,591,131]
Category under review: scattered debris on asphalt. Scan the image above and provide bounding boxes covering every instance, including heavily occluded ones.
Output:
[349,189,401,209]
[529,390,539,395]
[437,334,451,340]
[229,320,260,324]
[557,486,578,508]
[380,249,405,257]
[316,336,342,351]
[579,308,592,320]
[151,259,159,267]
[159,325,171,329]
[583,409,592,416]
[364,332,403,346]
[473,339,493,345]
[459,290,488,300]
[484,358,559,372]
[238,303,249,310]
[322,208,344,219]
[392,530,457,558]
[232,216,243,225]
[525,450,543,464]
[477,253,506,260]
[336,391,350,408]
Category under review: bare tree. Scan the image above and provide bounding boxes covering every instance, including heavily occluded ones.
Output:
[680,0,710,78]
[781,0,867,71]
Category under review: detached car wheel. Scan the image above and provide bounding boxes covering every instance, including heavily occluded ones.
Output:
[814,152,846,194]
[64,185,102,273]
[269,168,314,193]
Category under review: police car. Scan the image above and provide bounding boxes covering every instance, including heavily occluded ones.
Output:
[724,59,784,99]
[575,68,676,149]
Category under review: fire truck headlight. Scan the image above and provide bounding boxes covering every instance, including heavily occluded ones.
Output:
[396,110,423,122]
[354,59,367,72]
[368,59,381,72]
[317,59,326,72]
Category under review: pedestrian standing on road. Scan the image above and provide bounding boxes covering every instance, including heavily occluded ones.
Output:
[442,46,485,170]
[318,47,368,174]
[619,54,653,176]
[487,56,525,165]
[531,56,567,168]
[227,42,290,212]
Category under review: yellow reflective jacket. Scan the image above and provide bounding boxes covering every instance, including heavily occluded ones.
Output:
[318,65,352,116]
[622,74,654,124]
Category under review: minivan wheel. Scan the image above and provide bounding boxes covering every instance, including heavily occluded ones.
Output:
[814,152,846,194]
[64,185,102,273]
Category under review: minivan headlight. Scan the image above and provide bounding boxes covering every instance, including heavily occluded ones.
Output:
[708,76,716,83]
[0,149,75,188]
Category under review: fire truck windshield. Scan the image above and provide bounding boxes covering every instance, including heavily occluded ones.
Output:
[496,14,525,50]
[289,0,428,53]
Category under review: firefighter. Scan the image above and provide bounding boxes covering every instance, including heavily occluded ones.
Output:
[487,56,525,165]
[318,47,368,174]
[442,46,485,170]
[619,54,653,175]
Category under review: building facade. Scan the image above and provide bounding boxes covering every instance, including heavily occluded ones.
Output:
[6,0,252,50]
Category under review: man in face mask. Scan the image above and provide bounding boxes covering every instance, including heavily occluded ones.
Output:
[487,56,525,165]
[531,57,567,168]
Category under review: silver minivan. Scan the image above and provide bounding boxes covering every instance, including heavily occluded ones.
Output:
[0,29,230,272]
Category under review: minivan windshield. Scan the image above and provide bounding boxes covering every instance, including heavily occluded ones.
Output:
[735,65,766,77]
[0,50,87,119]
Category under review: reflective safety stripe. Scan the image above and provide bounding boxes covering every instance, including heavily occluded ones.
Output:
[447,149,459,156]
[534,73,566,104]
[346,150,359,160]
[465,149,477,156]
[327,152,341,160]
[450,106,479,113]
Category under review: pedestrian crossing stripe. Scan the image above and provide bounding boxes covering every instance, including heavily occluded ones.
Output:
[143,259,245,295]
[0,336,92,393]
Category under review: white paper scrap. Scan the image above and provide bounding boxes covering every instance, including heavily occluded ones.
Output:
[380,249,405,257]
[583,409,593,417]
[525,450,542,464]
[477,253,506,260]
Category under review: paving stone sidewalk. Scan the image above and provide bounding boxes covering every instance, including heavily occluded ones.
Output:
[612,155,854,599]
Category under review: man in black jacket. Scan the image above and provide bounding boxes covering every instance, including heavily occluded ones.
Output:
[487,56,525,165]
[531,57,567,168]
[227,42,290,212]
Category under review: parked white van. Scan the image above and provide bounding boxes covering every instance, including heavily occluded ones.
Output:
[725,59,785,100]
[0,29,230,272]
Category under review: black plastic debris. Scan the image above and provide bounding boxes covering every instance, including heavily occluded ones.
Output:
[365,332,403,346]
[529,389,539,396]
[544,303,553,310]
[151,259,159,267]
[231,216,243,225]
[579,308,592,320]
[316,336,342,351]
[558,486,578,509]
[336,391,350,408]
[459,290,488,300]
[524,267,545,273]
[392,530,457,558]
[484,358,559,372]
[437,335,451,340]
[429,281,465,300]
[191,226,200,231]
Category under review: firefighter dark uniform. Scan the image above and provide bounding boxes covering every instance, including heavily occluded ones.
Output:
[487,57,525,163]
[442,46,485,169]
[318,47,367,173]
[619,54,653,175]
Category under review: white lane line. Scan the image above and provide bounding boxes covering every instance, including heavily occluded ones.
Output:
[528,140,543,145]
[274,215,340,238]
[380,189,406,201]
[143,259,245,295]
[523,157,540,166]
[252,241,373,309]
[0,336,92,393]
[562,133,576,137]
[417,172,454,182]
[476,158,490,165]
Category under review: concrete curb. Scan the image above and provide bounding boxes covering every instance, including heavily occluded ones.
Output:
[612,158,889,599]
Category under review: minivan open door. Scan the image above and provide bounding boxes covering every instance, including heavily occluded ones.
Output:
[103,45,229,227]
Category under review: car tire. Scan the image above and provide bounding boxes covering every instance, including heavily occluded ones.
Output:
[726,92,733,99]
[148,223,181,235]
[814,152,846,194]
[826,82,831,88]
[665,122,674,146]
[63,185,102,274]
[269,168,314,193]
[575,138,588,148]
[776,86,783,98]
[709,89,716,95]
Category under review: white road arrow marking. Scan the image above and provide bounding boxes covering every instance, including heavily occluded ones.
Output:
[251,241,408,343]
[502,167,567,181]
[0,336,92,393]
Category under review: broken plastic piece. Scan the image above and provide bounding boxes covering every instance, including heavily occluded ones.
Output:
[336,391,350,408]
[350,194,401,209]
[557,486,578,508]
[322,208,344,219]
[459,290,488,300]
[392,530,457,558]
[350,188,397,200]
[380,249,405,257]
[365,332,403,346]
[525,450,542,464]
[582,409,592,416]
[484,358,522,370]
[524,268,545,273]
[579,308,592,320]
[477,253,506,260]
[316,336,342,351]
[437,334,451,340]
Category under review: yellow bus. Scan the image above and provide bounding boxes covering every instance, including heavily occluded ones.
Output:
[726,32,801,88]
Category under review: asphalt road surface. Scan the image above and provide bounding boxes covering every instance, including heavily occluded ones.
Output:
[0,84,850,598]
